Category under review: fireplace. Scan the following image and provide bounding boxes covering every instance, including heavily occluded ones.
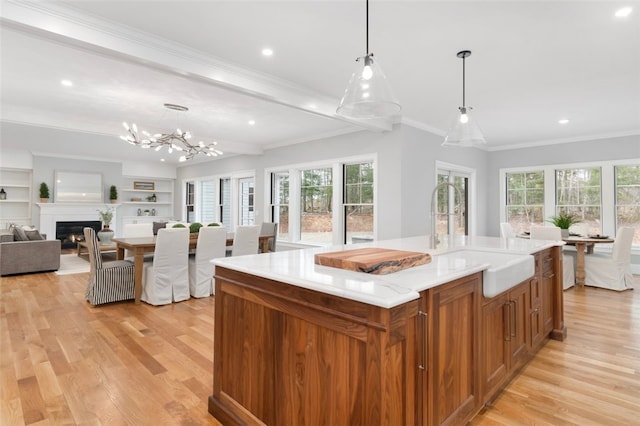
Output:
[56,221,101,249]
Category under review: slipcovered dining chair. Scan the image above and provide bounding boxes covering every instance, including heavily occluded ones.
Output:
[141,227,190,305]
[530,225,576,290]
[500,222,515,239]
[230,225,260,256]
[188,226,227,297]
[584,227,635,291]
[259,222,278,253]
[83,227,135,305]
[122,222,154,260]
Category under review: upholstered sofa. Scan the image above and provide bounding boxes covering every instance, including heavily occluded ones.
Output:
[0,230,61,276]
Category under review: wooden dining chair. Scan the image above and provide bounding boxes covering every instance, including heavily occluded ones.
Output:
[83,227,135,306]
[141,227,189,305]
[583,227,635,291]
[530,225,576,290]
[188,226,227,297]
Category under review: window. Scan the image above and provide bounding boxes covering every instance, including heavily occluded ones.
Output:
[501,159,639,248]
[238,177,255,225]
[344,162,374,244]
[219,178,231,227]
[200,180,216,223]
[615,165,640,245]
[270,172,289,240]
[505,171,544,233]
[435,173,468,236]
[185,181,195,222]
[300,167,333,244]
[555,167,601,234]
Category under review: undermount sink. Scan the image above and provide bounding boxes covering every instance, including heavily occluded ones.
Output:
[461,249,535,297]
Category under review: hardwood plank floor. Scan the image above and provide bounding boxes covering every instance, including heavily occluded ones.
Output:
[1,271,638,425]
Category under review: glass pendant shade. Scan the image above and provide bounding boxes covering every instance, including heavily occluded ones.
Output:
[337,55,401,118]
[442,107,486,147]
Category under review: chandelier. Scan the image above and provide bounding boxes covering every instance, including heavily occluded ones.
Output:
[120,103,223,162]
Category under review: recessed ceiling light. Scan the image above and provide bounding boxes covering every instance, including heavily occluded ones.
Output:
[558,119,570,124]
[61,79,73,87]
[615,7,633,17]
[261,48,273,57]
[160,158,165,162]
[248,120,256,126]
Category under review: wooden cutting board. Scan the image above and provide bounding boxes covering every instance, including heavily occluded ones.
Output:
[314,248,432,275]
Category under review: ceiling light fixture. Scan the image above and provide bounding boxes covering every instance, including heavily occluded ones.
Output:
[558,119,570,124]
[442,50,486,147]
[615,7,633,17]
[336,0,400,118]
[61,79,73,87]
[261,48,274,56]
[120,103,223,162]
[248,120,256,125]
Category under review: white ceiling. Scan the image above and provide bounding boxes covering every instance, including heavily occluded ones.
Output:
[1,1,639,165]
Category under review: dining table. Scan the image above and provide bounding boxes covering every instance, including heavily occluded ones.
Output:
[562,235,615,287]
[112,233,271,303]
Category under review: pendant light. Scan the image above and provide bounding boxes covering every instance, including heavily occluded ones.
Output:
[442,50,486,147]
[336,0,400,118]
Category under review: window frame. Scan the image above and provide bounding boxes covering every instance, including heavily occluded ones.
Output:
[500,158,640,248]
[265,154,377,247]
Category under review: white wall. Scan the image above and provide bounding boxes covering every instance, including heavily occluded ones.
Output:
[177,123,491,241]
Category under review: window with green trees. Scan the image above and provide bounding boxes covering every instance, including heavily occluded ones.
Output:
[505,171,544,233]
[555,167,601,234]
[300,168,333,244]
[615,165,640,244]
[344,162,374,244]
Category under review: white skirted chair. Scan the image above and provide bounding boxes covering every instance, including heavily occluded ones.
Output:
[584,227,635,291]
[189,226,227,297]
[230,225,260,257]
[122,222,154,260]
[500,222,515,239]
[83,227,135,305]
[259,222,278,252]
[530,225,576,290]
[141,227,190,305]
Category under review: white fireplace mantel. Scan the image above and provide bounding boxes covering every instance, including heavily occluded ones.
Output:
[37,203,121,240]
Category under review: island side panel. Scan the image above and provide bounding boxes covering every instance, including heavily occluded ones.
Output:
[209,266,419,426]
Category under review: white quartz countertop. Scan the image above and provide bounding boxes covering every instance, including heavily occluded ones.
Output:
[213,235,561,309]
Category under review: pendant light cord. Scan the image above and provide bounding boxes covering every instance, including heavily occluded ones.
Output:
[366,0,369,55]
[462,55,466,108]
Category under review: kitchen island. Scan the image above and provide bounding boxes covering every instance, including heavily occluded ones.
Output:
[208,236,565,425]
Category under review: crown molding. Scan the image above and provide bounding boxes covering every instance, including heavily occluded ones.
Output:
[487,129,640,152]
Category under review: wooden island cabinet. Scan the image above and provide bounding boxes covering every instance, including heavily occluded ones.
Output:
[209,245,565,425]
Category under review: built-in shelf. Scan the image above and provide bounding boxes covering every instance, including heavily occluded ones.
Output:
[120,177,175,226]
[0,167,32,228]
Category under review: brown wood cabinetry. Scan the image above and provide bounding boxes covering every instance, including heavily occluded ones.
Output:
[419,273,482,426]
[209,247,565,425]
[481,280,530,402]
[209,267,419,425]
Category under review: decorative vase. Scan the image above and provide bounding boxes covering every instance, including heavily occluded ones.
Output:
[97,227,115,245]
[561,229,569,238]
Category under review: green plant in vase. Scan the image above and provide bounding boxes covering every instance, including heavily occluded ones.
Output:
[97,207,114,231]
[39,182,50,202]
[189,222,203,235]
[547,212,580,237]
[109,185,118,203]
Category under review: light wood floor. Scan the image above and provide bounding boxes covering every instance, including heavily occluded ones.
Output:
[1,272,638,425]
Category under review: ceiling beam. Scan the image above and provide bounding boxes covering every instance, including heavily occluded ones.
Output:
[1,1,393,133]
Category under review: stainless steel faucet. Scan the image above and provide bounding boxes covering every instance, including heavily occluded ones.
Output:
[430,182,464,249]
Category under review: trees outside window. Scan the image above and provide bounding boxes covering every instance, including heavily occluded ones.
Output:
[344,162,373,244]
[300,168,333,244]
[505,171,544,233]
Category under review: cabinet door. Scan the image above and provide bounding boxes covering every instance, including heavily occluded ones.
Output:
[540,251,555,334]
[425,273,481,426]
[529,276,544,350]
[508,282,530,372]
[481,293,510,402]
